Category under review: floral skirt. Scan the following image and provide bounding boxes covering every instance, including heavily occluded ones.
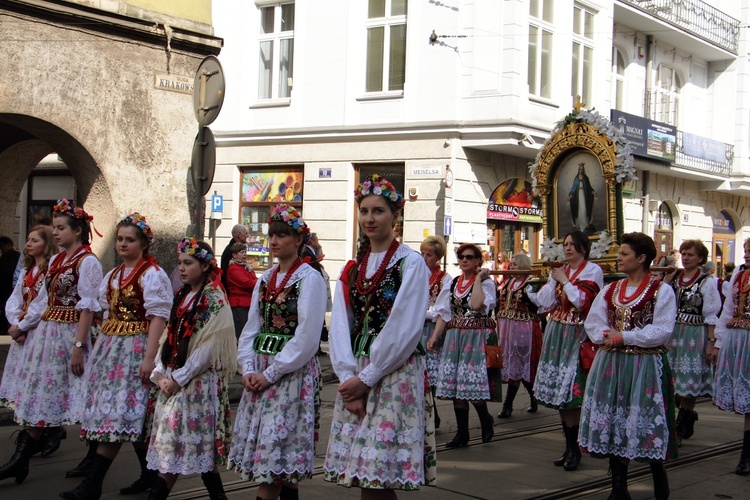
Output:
[80,333,151,442]
[714,327,750,414]
[533,320,585,409]
[435,326,492,401]
[498,318,542,383]
[13,320,88,426]
[0,330,34,410]
[579,351,677,461]
[667,323,714,397]
[147,370,232,475]
[323,355,436,490]
[422,321,441,386]
[228,354,320,484]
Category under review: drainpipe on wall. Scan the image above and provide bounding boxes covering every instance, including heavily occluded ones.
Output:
[641,170,650,234]
[640,35,655,235]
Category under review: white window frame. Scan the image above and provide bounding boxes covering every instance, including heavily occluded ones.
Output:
[257,1,295,102]
[653,65,681,125]
[528,0,554,100]
[571,4,595,106]
[611,47,626,110]
[364,0,408,95]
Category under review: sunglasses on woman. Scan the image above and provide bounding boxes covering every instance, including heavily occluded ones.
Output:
[458,254,477,260]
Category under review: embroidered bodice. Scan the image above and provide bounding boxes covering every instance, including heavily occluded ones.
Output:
[19,266,46,322]
[669,271,709,324]
[727,269,750,330]
[101,262,152,335]
[259,280,301,336]
[42,251,93,323]
[604,277,660,332]
[496,277,538,322]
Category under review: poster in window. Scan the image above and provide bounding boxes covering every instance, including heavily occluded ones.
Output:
[242,171,303,203]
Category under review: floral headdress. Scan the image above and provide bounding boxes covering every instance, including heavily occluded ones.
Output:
[354,174,405,209]
[119,212,154,247]
[54,198,93,222]
[268,204,310,236]
[177,237,216,267]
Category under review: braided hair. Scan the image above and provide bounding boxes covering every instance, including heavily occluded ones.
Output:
[347,195,400,286]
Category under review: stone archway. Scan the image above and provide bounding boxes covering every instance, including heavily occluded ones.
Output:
[0,115,116,266]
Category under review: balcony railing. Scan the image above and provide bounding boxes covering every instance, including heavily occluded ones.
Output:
[618,0,740,54]
[675,131,733,177]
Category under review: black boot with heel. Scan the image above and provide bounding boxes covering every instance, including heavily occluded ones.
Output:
[521,380,538,413]
[553,423,569,467]
[201,472,227,500]
[445,407,470,448]
[59,454,113,500]
[563,424,582,471]
[498,383,518,419]
[607,456,631,500]
[0,429,37,484]
[119,444,157,494]
[473,402,495,443]
[649,461,670,499]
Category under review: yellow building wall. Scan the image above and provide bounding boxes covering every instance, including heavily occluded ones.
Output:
[125,0,212,24]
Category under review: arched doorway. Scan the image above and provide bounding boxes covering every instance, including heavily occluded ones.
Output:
[0,116,116,266]
[654,202,674,263]
[712,210,736,279]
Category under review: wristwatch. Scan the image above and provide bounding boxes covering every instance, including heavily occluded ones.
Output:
[74,341,86,349]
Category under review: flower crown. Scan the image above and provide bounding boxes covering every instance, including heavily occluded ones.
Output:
[268,204,310,235]
[54,198,93,222]
[354,174,405,209]
[177,237,216,266]
[119,212,154,247]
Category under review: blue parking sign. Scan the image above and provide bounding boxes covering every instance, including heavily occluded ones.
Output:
[211,194,223,213]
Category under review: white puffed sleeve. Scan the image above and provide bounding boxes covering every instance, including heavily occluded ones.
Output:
[715,271,743,349]
[75,255,103,312]
[431,277,453,323]
[425,273,452,322]
[264,268,327,384]
[564,263,604,310]
[5,268,27,326]
[142,267,174,320]
[328,266,358,384]
[527,278,558,310]
[700,276,721,326]
[98,269,113,319]
[358,251,429,387]
[479,278,496,313]
[237,277,264,375]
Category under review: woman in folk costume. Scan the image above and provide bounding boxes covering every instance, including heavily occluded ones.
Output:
[146,238,238,500]
[581,232,677,500]
[59,214,172,500]
[1,226,56,408]
[662,239,720,445]
[527,230,603,471]
[712,238,750,476]
[1,226,60,458]
[0,199,103,485]
[229,204,326,500]
[420,235,451,429]
[496,253,543,418]
[324,174,434,498]
[427,243,498,447]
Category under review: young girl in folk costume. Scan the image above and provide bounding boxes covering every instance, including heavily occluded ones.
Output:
[60,214,172,500]
[324,175,434,498]
[0,199,103,485]
[147,239,238,500]
[427,243,498,447]
[581,232,677,500]
[420,235,451,430]
[496,253,543,418]
[712,238,750,476]
[527,230,603,472]
[229,204,327,500]
[663,240,720,445]
[1,226,56,409]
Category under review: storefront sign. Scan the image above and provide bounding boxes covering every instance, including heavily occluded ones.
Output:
[681,132,728,166]
[486,178,542,223]
[611,110,676,162]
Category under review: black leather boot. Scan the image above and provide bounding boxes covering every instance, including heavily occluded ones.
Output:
[563,424,582,471]
[41,427,68,457]
[59,454,113,500]
[445,407,470,448]
[200,472,227,500]
[681,410,698,440]
[553,423,569,466]
[473,402,495,443]
[607,456,631,500]
[119,445,157,494]
[66,441,98,478]
[736,430,750,476]
[147,477,170,500]
[279,484,299,500]
[498,384,518,418]
[0,429,37,484]
[649,461,669,499]
[522,381,538,413]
